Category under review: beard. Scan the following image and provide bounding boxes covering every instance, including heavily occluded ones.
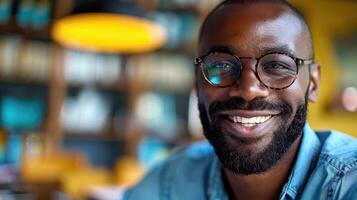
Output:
[198,96,307,175]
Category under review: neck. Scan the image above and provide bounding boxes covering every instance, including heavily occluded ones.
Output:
[223,134,302,200]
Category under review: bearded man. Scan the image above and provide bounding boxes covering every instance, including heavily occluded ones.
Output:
[123,1,357,199]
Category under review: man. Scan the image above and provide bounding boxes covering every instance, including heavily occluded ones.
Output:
[123,0,357,199]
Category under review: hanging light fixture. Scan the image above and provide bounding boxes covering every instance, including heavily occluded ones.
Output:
[51,0,167,54]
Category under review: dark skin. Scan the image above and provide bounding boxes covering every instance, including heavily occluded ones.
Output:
[197,2,320,200]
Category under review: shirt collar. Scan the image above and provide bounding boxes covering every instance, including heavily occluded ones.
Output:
[208,123,321,200]
[280,123,321,199]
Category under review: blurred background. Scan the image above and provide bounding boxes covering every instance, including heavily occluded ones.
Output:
[0,0,355,199]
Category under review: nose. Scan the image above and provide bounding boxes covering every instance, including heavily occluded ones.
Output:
[228,60,269,102]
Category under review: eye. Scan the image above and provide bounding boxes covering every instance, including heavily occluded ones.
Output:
[204,61,239,85]
[263,62,289,70]
[207,61,235,75]
[212,62,233,69]
[262,61,296,76]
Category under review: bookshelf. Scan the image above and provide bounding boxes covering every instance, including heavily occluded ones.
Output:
[0,0,222,198]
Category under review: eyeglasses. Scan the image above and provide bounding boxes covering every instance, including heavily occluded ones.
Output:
[195,52,313,90]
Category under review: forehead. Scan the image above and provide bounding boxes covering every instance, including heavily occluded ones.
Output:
[199,2,308,58]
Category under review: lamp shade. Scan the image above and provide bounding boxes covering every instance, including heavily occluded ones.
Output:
[51,13,167,53]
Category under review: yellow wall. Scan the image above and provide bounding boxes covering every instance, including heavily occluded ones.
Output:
[290,1,357,137]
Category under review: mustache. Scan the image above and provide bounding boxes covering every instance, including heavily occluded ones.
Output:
[208,97,292,117]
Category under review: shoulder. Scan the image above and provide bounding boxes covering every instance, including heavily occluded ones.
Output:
[168,140,216,163]
[315,130,357,171]
[308,130,357,199]
[123,141,216,200]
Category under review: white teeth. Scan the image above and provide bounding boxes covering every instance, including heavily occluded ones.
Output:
[228,115,272,126]
[241,117,248,123]
[243,123,256,127]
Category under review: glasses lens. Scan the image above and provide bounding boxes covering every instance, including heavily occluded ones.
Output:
[257,53,298,89]
[202,53,242,87]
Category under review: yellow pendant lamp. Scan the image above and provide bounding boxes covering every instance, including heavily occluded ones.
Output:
[51,2,167,54]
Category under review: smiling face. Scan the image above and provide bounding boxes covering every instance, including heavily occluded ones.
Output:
[196,1,320,174]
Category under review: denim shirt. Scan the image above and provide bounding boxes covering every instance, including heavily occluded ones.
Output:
[123,124,357,200]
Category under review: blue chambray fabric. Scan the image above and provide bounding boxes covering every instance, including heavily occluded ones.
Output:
[123,124,357,200]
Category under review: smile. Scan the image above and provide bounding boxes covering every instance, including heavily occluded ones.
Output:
[216,109,281,138]
[228,115,272,127]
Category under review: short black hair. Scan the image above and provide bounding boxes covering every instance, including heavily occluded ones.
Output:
[199,0,314,59]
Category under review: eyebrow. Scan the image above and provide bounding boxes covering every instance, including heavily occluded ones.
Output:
[261,45,296,57]
[203,45,297,58]
[204,45,236,56]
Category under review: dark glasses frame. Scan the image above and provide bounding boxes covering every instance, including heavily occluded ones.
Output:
[194,51,314,90]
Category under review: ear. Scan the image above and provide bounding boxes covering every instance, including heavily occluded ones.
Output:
[308,62,321,102]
